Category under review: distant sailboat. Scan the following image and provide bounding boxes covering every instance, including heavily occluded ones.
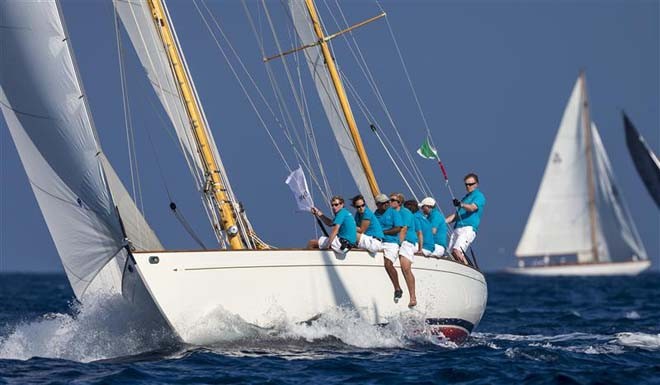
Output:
[509,72,650,276]
[623,112,660,207]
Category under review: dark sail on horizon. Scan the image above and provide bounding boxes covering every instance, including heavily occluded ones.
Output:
[623,112,660,207]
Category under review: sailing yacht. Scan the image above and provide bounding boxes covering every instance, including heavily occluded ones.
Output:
[1,0,487,343]
[509,72,650,276]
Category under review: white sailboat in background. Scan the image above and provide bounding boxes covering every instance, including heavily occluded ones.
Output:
[1,0,487,344]
[509,72,650,276]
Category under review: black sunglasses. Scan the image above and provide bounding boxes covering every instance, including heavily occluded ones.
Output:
[353,204,365,208]
[465,182,477,186]
[331,202,342,207]
[389,198,400,203]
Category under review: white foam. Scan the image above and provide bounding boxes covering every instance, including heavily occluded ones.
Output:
[624,311,641,320]
[176,305,460,352]
[0,293,173,362]
[475,332,611,343]
[614,332,660,350]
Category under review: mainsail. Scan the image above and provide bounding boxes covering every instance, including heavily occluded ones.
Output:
[0,0,161,298]
[515,75,647,264]
[623,112,660,207]
[288,1,376,209]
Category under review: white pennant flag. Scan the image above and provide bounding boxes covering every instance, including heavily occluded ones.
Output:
[285,166,314,212]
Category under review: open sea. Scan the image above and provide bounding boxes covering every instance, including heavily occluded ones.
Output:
[1,272,659,384]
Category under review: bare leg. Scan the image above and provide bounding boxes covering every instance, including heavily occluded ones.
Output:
[384,258,401,291]
[451,248,469,265]
[400,256,416,307]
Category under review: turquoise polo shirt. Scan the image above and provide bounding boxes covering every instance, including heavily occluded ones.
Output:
[333,207,357,244]
[399,207,418,244]
[355,207,385,239]
[427,207,448,247]
[454,189,486,232]
[415,211,434,251]
[375,207,403,244]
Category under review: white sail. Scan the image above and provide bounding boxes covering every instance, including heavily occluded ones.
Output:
[100,155,163,252]
[0,0,124,297]
[288,1,375,209]
[591,124,648,262]
[515,77,593,260]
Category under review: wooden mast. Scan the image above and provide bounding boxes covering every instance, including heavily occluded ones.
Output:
[580,71,599,263]
[303,0,380,198]
[147,0,244,249]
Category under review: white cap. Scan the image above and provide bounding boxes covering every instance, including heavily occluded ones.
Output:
[375,193,389,203]
[420,197,436,207]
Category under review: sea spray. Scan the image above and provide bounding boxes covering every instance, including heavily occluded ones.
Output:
[0,292,173,362]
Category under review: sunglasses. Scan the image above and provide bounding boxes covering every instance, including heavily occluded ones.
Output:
[331,202,342,207]
[389,198,400,203]
[354,204,365,208]
[465,182,477,186]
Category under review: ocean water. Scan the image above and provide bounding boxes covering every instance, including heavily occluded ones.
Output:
[1,272,659,384]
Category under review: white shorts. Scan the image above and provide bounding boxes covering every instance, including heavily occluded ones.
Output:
[399,241,416,263]
[448,226,476,254]
[357,234,383,255]
[421,248,433,257]
[318,236,344,254]
[431,244,446,258]
[383,242,399,262]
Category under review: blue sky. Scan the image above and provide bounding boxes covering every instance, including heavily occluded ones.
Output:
[1,0,658,273]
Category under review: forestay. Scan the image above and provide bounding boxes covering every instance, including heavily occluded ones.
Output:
[0,0,159,298]
[288,1,376,209]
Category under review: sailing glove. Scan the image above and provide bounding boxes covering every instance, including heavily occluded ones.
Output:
[453,198,461,207]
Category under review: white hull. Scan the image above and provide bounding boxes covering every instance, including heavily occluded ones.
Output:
[131,249,488,344]
[505,259,651,276]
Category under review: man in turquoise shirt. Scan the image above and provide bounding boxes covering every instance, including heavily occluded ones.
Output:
[391,193,417,308]
[446,173,486,265]
[374,193,404,304]
[420,197,448,257]
[409,201,435,257]
[352,194,384,255]
[309,195,357,255]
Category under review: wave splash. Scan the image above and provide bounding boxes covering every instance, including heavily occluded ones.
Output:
[0,293,174,363]
[181,305,456,353]
[0,301,457,362]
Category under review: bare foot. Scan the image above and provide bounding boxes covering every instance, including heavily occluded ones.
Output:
[408,299,417,308]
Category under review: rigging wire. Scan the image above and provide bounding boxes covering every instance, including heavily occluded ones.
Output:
[374,0,459,200]
[324,0,432,198]
[114,3,214,249]
[113,5,144,213]
[243,1,334,201]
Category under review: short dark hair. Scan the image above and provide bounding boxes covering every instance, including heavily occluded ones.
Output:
[464,173,479,183]
[330,196,344,204]
[403,199,418,213]
[351,194,365,207]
